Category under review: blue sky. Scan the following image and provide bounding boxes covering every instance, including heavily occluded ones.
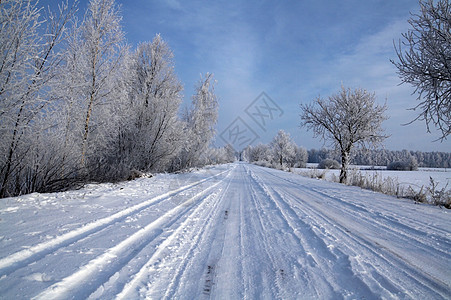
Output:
[44,0,450,152]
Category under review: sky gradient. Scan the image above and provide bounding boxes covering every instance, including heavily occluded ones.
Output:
[43,0,450,152]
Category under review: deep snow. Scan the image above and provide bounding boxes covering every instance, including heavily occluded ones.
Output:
[0,163,450,299]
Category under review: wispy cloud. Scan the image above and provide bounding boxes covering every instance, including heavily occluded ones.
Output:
[165,0,182,11]
[115,0,449,151]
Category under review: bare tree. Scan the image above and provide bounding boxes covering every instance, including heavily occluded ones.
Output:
[392,0,450,140]
[300,87,389,183]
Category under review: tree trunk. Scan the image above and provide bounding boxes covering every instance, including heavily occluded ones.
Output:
[339,151,350,184]
[81,95,94,166]
[0,100,25,198]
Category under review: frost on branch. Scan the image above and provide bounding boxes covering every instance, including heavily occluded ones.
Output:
[300,86,389,183]
[392,0,451,140]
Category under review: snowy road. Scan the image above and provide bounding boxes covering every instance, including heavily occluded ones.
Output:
[0,163,450,299]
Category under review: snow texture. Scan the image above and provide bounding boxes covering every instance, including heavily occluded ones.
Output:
[0,163,450,299]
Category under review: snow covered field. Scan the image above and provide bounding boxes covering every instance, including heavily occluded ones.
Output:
[301,164,450,192]
[0,162,450,299]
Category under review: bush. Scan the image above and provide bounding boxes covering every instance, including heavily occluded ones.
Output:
[387,161,409,171]
[301,169,327,180]
[318,159,340,169]
[293,160,307,168]
[387,159,418,171]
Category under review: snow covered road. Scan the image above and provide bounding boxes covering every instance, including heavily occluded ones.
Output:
[0,163,450,299]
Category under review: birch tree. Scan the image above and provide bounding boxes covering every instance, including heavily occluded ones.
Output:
[300,86,389,183]
[76,0,126,167]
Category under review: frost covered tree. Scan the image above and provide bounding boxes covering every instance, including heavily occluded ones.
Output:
[243,144,271,163]
[300,87,389,183]
[0,0,77,197]
[294,146,308,168]
[217,144,236,163]
[205,145,236,165]
[47,0,127,182]
[119,35,183,172]
[270,130,296,167]
[392,0,450,140]
[73,0,126,167]
[180,73,218,168]
[0,0,225,198]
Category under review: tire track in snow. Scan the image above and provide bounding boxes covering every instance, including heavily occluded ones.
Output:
[252,165,451,299]
[307,186,451,256]
[31,168,232,300]
[245,166,303,298]
[210,165,246,299]
[286,190,449,299]
[126,164,252,299]
[161,176,231,299]
[115,168,234,299]
[0,169,230,278]
[247,166,348,298]
[260,166,450,249]
[257,166,451,285]
[243,166,282,298]
[237,179,248,299]
[266,167,451,291]
[166,165,245,299]
[247,164,335,298]
[290,192,450,298]
[276,187,413,298]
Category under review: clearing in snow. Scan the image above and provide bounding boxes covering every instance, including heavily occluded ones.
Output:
[0,162,450,299]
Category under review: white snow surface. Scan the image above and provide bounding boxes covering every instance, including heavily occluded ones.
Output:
[0,162,450,299]
[302,164,450,192]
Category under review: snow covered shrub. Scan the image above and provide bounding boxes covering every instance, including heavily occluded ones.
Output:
[301,169,327,180]
[254,160,273,168]
[426,177,451,208]
[387,161,409,170]
[318,159,340,169]
[345,171,450,208]
[347,170,398,194]
[387,159,418,171]
[401,185,427,204]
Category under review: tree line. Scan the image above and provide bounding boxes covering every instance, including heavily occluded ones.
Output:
[243,130,308,168]
[242,130,450,170]
[0,0,234,198]
[308,148,451,169]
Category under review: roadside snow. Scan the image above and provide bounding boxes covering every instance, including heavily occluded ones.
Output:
[0,163,450,299]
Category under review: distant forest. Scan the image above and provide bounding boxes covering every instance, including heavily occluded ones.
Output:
[307,149,451,169]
